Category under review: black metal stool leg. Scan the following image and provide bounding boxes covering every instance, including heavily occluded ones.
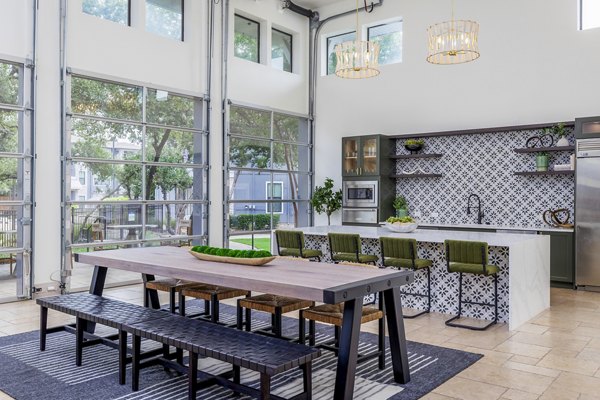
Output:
[179,292,186,316]
[260,373,271,400]
[188,351,198,400]
[274,307,282,338]
[210,294,219,323]
[302,362,312,400]
[378,294,386,370]
[40,306,48,351]
[132,335,141,391]
[245,307,251,332]
[169,288,176,314]
[236,299,244,330]
[309,320,316,346]
[118,330,127,385]
[75,317,84,367]
[299,311,306,344]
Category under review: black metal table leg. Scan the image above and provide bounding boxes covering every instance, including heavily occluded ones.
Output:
[118,330,127,385]
[142,273,161,309]
[383,287,411,384]
[333,298,362,400]
[86,265,108,333]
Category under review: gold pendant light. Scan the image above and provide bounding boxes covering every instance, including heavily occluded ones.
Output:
[427,0,480,65]
[335,0,380,79]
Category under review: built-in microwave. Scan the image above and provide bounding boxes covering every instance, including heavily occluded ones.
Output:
[342,180,378,208]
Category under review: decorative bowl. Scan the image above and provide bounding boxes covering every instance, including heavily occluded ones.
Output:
[384,222,419,233]
[404,144,423,153]
[189,251,276,266]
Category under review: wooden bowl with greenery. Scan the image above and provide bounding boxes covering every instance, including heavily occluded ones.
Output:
[189,246,276,266]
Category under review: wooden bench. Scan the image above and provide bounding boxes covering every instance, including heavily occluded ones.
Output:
[37,293,168,384]
[124,313,321,400]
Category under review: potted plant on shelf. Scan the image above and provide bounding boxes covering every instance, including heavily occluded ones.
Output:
[536,151,549,172]
[553,123,569,147]
[393,195,409,218]
[404,139,424,154]
[310,178,342,226]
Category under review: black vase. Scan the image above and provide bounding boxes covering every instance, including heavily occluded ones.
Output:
[405,144,423,154]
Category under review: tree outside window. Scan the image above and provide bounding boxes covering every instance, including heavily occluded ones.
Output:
[327,31,355,75]
[82,0,130,25]
[368,21,403,65]
[234,14,260,63]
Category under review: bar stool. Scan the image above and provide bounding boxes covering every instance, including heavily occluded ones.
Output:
[380,237,433,318]
[237,257,315,339]
[299,261,386,370]
[327,233,378,265]
[275,230,323,261]
[179,284,250,323]
[144,279,197,313]
[444,240,499,330]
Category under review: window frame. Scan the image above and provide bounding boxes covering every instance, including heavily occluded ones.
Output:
[145,0,185,41]
[579,0,600,30]
[82,0,132,26]
[271,27,293,73]
[266,181,284,214]
[326,31,356,75]
[234,14,261,64]
[366,20,403,66]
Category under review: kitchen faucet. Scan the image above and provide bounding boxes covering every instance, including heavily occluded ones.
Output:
[467,194,484,224]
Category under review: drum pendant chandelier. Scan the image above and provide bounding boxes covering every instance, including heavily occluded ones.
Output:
[426,0,480,65]
[335,0,380,79]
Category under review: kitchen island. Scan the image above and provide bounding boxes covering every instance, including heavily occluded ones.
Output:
[286,225,550,330]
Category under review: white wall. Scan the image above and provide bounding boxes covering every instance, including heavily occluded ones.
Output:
[313,0,600,225]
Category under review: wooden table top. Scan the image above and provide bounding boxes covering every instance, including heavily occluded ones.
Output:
[75,246,413,304]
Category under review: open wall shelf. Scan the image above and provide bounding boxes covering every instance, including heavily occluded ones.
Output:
[514,170,575,176]
[389,153,443,159]
[514,146,575,153]
[390,174,443,178]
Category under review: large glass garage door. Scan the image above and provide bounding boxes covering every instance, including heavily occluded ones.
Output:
[64,75,208,291]
[0,60,33,301]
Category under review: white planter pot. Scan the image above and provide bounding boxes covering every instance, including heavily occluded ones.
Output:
[556,137,570,147]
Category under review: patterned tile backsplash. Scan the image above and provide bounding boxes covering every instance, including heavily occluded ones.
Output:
[394,127,575,228]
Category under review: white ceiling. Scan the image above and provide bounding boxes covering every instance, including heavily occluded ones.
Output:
[292,0,343,10]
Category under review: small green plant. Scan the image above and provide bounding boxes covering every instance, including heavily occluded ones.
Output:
[386,216,415,224]
[404,139,424,146]
[191,245,272,259]
[310,178,342,226]
[393,195,408,210]
[553,123,567,138]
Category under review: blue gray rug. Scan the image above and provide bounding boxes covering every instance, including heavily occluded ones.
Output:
[0,302,482,399]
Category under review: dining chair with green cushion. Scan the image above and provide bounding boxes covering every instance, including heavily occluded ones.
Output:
[275,230,322,261]
[444,239,499,330]
[327,233,378,265]
[380,237,433,318]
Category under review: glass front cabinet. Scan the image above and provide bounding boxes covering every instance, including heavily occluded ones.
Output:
[342,135,383,177]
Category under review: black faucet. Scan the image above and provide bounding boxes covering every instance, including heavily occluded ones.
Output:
[467,194,484,224]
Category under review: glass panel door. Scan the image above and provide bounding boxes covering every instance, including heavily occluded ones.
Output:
[343,138,360,176]
[361,137,378,175]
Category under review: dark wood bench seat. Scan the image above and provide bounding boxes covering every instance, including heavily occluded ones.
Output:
[124,313,321,400]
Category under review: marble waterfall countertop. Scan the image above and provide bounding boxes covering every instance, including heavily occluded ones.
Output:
[294,225,547,247]
[416,222,574,233]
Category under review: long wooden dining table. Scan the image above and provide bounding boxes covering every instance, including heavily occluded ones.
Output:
[75,246,414,399]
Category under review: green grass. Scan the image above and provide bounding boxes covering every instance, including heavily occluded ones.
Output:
[230,238,271,252]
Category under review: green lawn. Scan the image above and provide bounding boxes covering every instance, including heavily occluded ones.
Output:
[230,238,271,252]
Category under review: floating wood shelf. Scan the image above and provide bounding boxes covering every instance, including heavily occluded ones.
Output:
[390,173,443,178]
[514,170,575,176]
[389,153,444,159]
[514,146,575,153]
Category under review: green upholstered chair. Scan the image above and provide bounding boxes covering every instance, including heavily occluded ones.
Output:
[444,240,499,330]
[327,233,378,265]
[275,230,322,261]
[380,237,433,318]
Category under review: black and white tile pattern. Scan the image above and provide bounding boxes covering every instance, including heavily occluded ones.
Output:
[306,235,509,323]
[394,127,575,228]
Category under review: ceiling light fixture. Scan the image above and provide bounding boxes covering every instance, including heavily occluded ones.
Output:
[335,0,380,79]
[426,0,480,65]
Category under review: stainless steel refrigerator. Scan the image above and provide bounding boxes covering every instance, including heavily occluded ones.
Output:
[576,117,600,289]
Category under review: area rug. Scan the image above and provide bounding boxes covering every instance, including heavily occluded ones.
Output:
[0,302,482,399]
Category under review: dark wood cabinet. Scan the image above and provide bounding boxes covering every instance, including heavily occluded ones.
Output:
[342,135,393,177]
[541,231,575,285]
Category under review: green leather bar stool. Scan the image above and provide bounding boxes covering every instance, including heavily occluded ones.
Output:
[275,230,322,261]
[327,233,378,265]
[444,240,499,330]
[380,237,433,318]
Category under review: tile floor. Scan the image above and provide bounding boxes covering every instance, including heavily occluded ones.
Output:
[0,286,599,399]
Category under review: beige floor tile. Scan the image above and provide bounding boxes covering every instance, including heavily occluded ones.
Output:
[539,385,581,400]
[420,393,460,400]
[433,377,507,400]
[572,326,600,338]
[502,360,560,378]
[447,329,514,350]
[515,323,549,335]
[494,340,551,359]
[508,331,590,352]
[576,347,600,362]
[552,372,600,397]
[537,353,600,376]
[509,355,541,365]
[501,388,540,400]
[457,363,554,395]
[0,391,14,400]
[462,347,513,366]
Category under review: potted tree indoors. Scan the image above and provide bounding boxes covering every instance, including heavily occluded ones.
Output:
[310,178,342,226]
[393,195,409,217]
